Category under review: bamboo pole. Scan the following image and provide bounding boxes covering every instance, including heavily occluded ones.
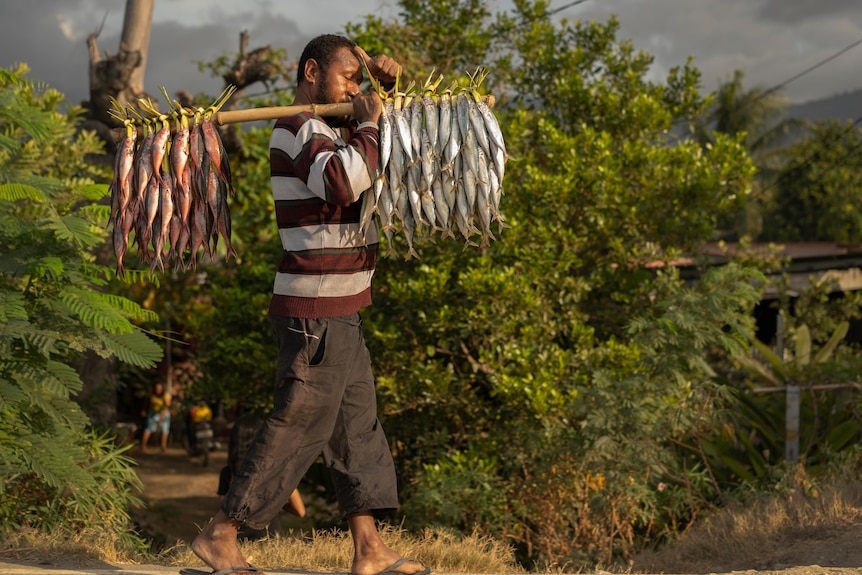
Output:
[212,95,495,126]
[213,102,354,125]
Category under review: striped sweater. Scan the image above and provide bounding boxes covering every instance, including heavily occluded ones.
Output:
[268,111,380,319]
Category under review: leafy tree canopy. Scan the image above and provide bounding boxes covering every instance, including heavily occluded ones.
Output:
[0,63,161,537]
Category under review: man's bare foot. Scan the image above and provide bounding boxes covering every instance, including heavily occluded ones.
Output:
[190,510,251,573]
[351,554,429,575]
[347,513,429,575]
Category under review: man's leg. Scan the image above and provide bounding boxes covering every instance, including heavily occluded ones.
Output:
[323,316,428,575]
[347,513,428,575]
[192,315,345,571]
[284,488,306,517]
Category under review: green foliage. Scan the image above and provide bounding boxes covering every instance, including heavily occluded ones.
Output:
[347,0,760,567]
[346,0,495,81]
[761,120,862,242]
[0,64,160,538]
[730,308,862,477]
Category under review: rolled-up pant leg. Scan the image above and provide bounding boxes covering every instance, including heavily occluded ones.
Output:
[222,313,397,529]
[324,315,398,517]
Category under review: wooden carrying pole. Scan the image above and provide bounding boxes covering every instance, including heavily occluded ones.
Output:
[213,102,354,125]
[212,95,494,126]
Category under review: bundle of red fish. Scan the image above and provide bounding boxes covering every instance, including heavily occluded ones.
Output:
[108,86,236,278]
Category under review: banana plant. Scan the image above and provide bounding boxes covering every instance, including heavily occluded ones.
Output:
[735,320,855,465]
[739,321,849,385]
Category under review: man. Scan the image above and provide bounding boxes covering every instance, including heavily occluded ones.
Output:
[188,35,429,575]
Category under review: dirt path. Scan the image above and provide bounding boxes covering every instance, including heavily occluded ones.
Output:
[130,446,228,545]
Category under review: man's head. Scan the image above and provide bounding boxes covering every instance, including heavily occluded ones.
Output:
[297,34,363,106]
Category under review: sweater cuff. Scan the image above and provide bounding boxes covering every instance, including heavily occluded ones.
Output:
[357,121,379,131]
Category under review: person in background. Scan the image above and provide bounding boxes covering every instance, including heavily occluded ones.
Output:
[187,34,429,575]
[141,382,171,453]
[188,400,213,456]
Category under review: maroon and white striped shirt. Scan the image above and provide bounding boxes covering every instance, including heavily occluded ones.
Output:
[268,111,380,319]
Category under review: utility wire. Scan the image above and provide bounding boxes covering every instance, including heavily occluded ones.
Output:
[549,0,592,16]
[761,35,862,98]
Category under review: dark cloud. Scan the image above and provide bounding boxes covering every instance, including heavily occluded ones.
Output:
[0,2,311,108]
[0,0,92,104]
[757,0,862,24]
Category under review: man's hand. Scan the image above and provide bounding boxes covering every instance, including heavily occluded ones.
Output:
[352,91,383,125]
[353,46,401,86]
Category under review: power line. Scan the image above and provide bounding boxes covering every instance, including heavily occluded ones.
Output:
[549,0,592,16]
[762,35,862,98]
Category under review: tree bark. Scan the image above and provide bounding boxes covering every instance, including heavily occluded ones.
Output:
[78,0,154,424]
[86,0,154,129]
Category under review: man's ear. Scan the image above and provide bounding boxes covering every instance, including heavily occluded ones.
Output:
[303,58,319,85]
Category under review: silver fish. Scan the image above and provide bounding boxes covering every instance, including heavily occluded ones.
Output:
[437,93,452,159]
[410,100,423,161]
[476,148,494,243]
[468,97,491,155]
[379,106,393,180]
[391,107,415,167]
[461,124,480,176]
[406,162,425,228]
[400,199,419,260]
[477,99,506,154]
[431,165,452,237]
[421,95,439,152]
[359,189,376,242]
[455,93,471,141]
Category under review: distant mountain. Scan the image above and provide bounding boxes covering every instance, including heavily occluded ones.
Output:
[787,89,862,123]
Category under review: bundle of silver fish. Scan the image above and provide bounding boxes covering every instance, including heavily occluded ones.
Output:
[360,67,507,259]
[108,86,237,278]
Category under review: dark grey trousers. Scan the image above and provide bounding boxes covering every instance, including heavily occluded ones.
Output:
[222,313,398,529]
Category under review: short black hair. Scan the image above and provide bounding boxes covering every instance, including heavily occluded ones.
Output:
[296,34,357,86]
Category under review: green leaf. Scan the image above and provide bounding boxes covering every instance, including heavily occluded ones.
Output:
[795,324,811,368]
[99,330,163,368]
[736,353,778,386]
[827,419,861,451]
[813,321,849,364]
[0,183,46,202]
[752,338,789,380]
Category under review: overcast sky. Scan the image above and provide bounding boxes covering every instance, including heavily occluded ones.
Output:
[3,0,862,109]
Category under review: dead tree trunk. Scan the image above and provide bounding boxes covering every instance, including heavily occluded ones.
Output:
[78,0,154,426]
[86,0,154,129]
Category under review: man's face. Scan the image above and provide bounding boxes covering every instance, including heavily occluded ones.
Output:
[312,46,363,107]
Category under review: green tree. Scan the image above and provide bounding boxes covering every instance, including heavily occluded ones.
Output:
[696,70,806,239]
[761,120,862,242]
[0,64,162,537]
[347,0,760,566]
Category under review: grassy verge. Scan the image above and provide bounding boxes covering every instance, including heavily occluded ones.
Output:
[0,524,525,574]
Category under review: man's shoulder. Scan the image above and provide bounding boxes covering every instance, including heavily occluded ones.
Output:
[274,111,313,129]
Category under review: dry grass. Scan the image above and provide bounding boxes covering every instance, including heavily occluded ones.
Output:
[624,478,862,574]
[163,524,524,574]
[0,527,149,567]
[1,524,524,574]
